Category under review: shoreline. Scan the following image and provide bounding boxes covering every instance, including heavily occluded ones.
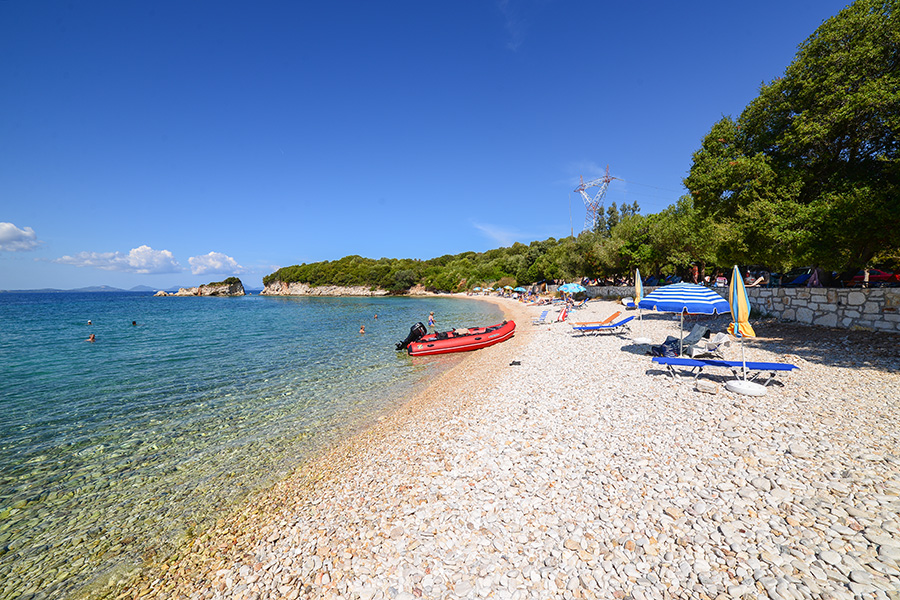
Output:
[128,298,900,599]
[126,294,533,597]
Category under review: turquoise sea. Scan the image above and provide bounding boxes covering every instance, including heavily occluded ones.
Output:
[0,292,501,600]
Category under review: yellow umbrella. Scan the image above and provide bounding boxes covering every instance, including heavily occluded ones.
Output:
[633,268,651,344]
[727,265,755,338]
[635,268,643,305]
[726,264,764,395]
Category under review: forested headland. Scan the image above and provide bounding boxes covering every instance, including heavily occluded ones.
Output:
[265,0,898,294]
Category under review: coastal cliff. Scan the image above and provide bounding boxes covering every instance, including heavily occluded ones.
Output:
[260,281,389,296]
[260,281,436,296]
[155,278,246,297]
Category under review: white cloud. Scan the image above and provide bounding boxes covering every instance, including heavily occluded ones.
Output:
[473,222,523,247]
[189,251,244,275]
[0,222,41,251]
[54,245,182,274]
[497,0,526,51]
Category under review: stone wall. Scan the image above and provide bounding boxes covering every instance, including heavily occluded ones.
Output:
[748,287,900,332]
[585,285,900,333]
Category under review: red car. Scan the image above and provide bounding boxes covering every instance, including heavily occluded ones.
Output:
[848,269,900,287]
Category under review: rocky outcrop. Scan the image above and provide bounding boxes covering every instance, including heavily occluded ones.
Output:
[405,284,436,296]
[155,279,246,297]
[260,281,389,296]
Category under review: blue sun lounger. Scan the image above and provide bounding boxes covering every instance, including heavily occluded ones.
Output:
[651,357,798,386]
[572,315,634,335]
[532,310,550,325]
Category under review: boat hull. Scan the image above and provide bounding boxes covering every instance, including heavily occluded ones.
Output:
[407,320,516,356]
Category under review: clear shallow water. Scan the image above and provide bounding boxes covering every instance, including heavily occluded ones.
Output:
[0,292,501,599]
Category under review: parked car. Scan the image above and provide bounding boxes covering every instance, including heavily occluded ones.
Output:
[779,267,813,287]
[847,269,900,287]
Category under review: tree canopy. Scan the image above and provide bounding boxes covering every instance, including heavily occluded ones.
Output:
[263,201,723,292]
[684,0,900,275]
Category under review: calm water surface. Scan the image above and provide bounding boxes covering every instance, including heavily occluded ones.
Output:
[0,292,501,599]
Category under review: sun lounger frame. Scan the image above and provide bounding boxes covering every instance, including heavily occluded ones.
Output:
[532,310,550,325]
[571,316,634,335]
[571,311,621,328]
[651,357,798,387]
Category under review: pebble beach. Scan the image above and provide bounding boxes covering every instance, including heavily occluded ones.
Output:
[130,296,900,600]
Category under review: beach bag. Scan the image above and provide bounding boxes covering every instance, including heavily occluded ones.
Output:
[651,340,678,358]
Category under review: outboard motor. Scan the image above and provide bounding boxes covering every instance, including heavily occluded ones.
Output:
[396,322,428,350]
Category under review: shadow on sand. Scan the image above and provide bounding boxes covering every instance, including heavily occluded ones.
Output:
[612,311,899,375]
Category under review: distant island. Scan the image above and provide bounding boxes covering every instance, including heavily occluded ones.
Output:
[154,277,246,297]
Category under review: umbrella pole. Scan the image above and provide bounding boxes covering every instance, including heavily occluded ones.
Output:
[679,311,684,356]
[741,334,747,380]
[633,308,651,345]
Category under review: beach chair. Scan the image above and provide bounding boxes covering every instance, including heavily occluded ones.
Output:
[572,315,634,335]
[686,332,731,359]
[656,324,709,357]
[651,357,798,387]
[571,311,621,328]
[532,310,550,325]
[570,299,588,310]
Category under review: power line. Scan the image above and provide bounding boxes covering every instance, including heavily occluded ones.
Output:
[614,179,685,194]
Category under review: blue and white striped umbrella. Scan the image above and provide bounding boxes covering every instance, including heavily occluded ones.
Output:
[638,282,730,314]
[638,282,730,354]
[559,283,586,294]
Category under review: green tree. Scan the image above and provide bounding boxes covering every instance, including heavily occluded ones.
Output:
[609,213,655,274]
[605,202,620,234]
[685,0,900,276]
[593,210,608,236]
[649,197,721,276]
[390,269,418,292]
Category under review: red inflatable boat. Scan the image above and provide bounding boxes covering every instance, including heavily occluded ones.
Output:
[404,320,516,356]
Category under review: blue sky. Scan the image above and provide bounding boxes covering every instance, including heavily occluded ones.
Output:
[1,1,850,290]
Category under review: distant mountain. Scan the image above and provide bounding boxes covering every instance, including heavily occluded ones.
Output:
[1,285,159,293]
[70,285,127,293]
[2,284,252,294]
